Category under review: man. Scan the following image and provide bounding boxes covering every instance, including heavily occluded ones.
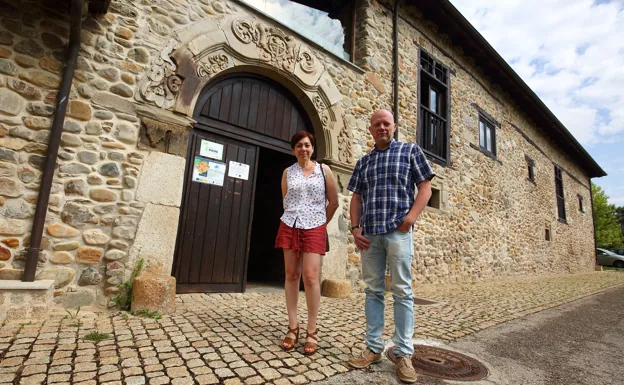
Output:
[347,109,435,384]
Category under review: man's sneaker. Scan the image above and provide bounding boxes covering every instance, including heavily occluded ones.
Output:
[347,348,382,369]
[396,356,418,383]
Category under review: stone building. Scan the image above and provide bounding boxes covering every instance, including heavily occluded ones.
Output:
[0,0,606,316]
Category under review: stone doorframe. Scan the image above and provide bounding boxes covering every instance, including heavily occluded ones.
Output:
[134,15,355,172]
[129,14,356,283]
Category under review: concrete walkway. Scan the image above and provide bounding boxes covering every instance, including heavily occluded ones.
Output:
[0,272,623,385]
[313,280,624,385]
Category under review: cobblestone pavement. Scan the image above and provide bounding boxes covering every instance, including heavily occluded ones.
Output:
[1,272,623,385]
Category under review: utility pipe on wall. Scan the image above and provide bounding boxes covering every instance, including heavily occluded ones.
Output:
[392,0,400,139]
[23,0,84,281]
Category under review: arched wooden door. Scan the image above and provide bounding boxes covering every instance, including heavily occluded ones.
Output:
[172,74,313,293]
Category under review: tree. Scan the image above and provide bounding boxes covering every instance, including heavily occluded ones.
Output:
[616,206,624,235]
[591,183,624,249]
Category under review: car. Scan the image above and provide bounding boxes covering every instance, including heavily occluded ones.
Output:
[609,248,624,256]
[597,248,624,268]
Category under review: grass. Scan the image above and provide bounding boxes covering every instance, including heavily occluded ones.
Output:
[84,331,110,343]
[111,258,144,311]
[132,309,162,320]
[603,266,624,271]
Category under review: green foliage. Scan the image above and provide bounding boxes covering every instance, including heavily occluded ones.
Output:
[64,306,82,327]
[84,331,110,343]
[616,206,624,228]
[132,309,162,320]
[592,183,624,248]
[111,258,145,311]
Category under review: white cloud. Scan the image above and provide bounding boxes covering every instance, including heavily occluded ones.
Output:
[450,0,624,145]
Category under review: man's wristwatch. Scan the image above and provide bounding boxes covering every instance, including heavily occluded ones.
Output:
[350,225,361,233]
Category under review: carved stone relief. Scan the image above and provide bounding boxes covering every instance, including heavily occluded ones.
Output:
[138,39,184,109]
[231,19,320,76]
[312,96,331,128]
[338,116,355,165]
[197,53,232,78]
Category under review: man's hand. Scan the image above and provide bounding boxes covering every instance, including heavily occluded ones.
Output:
[397,214,416,233]
[352,227,370,250]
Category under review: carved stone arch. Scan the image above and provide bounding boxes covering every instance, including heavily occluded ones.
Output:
[136,15,354,170]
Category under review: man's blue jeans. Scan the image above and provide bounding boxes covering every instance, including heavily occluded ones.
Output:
[361,229,414,357]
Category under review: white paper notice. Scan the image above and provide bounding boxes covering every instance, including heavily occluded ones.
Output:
[228,161,250,180]
[199,140,224,160]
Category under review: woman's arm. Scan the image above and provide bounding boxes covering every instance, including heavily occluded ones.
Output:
[323,164,339,224]
[281,169,287,199]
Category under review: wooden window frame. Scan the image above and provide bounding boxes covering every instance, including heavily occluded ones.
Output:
[417,48,451,166]
[555,166,567,223]
[478,114,497,159]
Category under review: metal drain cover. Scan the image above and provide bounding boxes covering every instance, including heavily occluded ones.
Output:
[386,345,488,381]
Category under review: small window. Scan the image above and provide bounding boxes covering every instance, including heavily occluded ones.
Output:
[555,166,566,221]
[525,155,535,183]
[545,226,551,241]
[427,186,441,209]
[478,116,496,157]
[578,195,584,212]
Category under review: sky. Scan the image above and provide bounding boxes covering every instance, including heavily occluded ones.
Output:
[241,0,624,206]
[240,0,347,59]
[449,0,624,206]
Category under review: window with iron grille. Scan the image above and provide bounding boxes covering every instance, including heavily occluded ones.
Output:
[555,166,566,221]
[418,49,450,164]
[478,115,496,157]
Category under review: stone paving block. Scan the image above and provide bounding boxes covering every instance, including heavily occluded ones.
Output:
[125,376,146,385]
[0,273,622,385]
[148,377,170,385]
[19,374,46,385]
[195,374,219,385]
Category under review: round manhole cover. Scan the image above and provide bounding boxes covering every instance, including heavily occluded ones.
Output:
[386,345,488,381]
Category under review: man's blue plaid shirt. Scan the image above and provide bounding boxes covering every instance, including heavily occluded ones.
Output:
[347,140,436,235]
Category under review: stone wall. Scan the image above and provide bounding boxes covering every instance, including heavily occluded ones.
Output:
[341,0,596,287]
[0,0,598,310]
[0,0,156,309]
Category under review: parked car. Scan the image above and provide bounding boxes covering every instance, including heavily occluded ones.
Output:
[609,248,624,256]
[597,248,624,268]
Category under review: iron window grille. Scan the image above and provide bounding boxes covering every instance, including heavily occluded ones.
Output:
[418,49,450,164]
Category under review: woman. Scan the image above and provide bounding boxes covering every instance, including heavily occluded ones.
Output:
[275,131,339,355]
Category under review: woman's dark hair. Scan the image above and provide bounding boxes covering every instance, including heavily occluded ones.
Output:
[290,131,315,149]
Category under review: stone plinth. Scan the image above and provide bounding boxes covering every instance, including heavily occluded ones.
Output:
[321,278,351,298]
[131,265,176,315]
[0,280,54,322]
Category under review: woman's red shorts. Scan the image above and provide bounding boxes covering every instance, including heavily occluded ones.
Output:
[275,221,326,256]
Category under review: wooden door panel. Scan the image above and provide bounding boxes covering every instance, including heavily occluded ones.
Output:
[173,130,257,292]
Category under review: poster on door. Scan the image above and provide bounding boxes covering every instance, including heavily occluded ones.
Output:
[192,156,225,186]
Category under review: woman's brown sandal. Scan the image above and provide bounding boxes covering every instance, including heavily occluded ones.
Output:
[282,325,299,352]
[304,329,318,355]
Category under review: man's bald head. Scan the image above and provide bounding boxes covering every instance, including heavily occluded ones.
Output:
[370,109,395,125]
[369,109,396,150]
